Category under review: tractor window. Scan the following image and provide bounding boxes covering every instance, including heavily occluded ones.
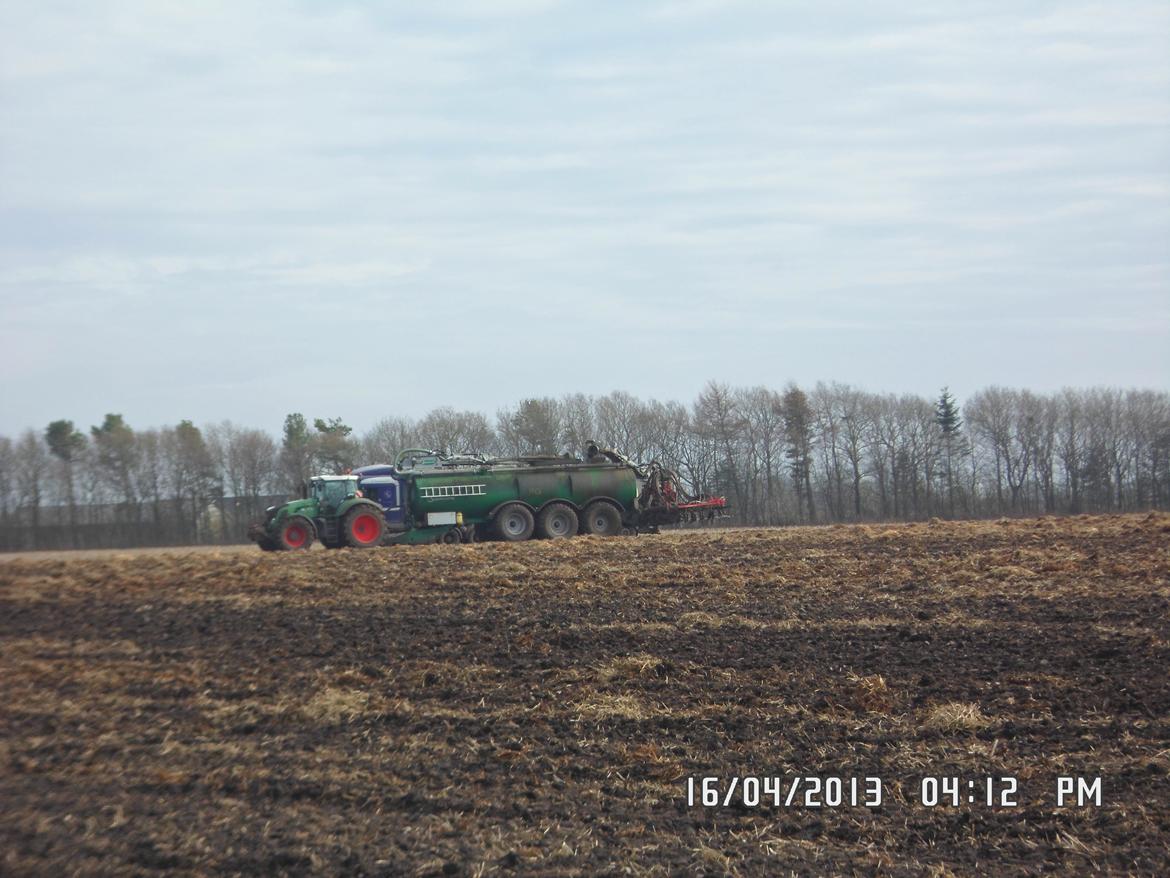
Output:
[311,480,356,507]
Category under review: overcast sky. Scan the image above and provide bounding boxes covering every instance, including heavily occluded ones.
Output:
[2,0,1168,437]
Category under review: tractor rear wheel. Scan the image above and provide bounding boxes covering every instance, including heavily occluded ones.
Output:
[537,503,578,540]
[344,507,384,548]
[278,516,315,550]
[582,501,622,537]
[494,503,535,542]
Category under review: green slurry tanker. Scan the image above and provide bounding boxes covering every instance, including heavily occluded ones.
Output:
[248,442,726,550]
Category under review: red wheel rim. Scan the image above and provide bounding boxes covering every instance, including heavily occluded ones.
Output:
[351,513,379,544]
[284,524,307,548]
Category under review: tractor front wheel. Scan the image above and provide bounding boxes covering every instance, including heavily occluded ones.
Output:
[278,517,315,551]
[344,507,385,548]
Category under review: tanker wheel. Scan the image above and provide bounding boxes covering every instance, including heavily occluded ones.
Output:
[582,501,622,537]
[494,503,535,542]
[440,528,462,545]
[278,517,315,551]
[344,507,384,548]
[537,503,578,540]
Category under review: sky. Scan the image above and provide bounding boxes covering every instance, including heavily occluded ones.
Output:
[1,0,1168,437]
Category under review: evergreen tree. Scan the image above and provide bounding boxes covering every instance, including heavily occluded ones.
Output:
[935,387,964,517]
[510,399,561,455]
[280,413,313,489]
[168,420,220,539]
[781,384,816,522]
[90,414,138,511]
[313,417,358,473]
[45,420,86,545]
[935,387,962,436]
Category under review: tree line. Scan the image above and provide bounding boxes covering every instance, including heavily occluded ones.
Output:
[1,383,1167,550]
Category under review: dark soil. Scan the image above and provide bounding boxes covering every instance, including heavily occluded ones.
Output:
[2,514,1168,876]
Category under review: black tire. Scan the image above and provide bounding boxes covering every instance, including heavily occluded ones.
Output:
[440,528,462,545]
[277,516,315,551]
[257,537,278,552]
[582,501,622,537]
[343,505,385,548]
[494,503,535,542]
[537,503,578,540]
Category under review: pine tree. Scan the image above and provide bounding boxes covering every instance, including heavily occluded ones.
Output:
[90,414,138,512]
[935,387,964,517]
[280,413,313,489]
[313,417,358,474]
[781,385,816,523]
[511,399,560,455]
[45,420,86,546]
[170,420,219,539]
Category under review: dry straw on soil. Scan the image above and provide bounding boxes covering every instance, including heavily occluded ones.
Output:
[1,512,1168,875]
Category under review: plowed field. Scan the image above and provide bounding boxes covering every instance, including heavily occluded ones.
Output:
[2,514,1168,876]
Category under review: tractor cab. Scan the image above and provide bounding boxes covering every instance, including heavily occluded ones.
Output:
[310,475,360,514]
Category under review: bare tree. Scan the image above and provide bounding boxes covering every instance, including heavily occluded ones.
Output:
[1055,389,1085,513]
[237,429,279,500]
[595,391,647,461]
[836,386,871,520]
[1127,389,1170,508]
[361,417,419,463]
[810,383,846,521]
[558,393,596,456]
[0,436,14,525]
[136,429,165,533]
[644,400,690,461]
[741,387,785,524]
[966,389,1017,513]
[417,407,495,455]
[14,430,49,544]
[694,381,748,519]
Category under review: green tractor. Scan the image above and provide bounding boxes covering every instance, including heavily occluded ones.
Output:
[248,475,385,551]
